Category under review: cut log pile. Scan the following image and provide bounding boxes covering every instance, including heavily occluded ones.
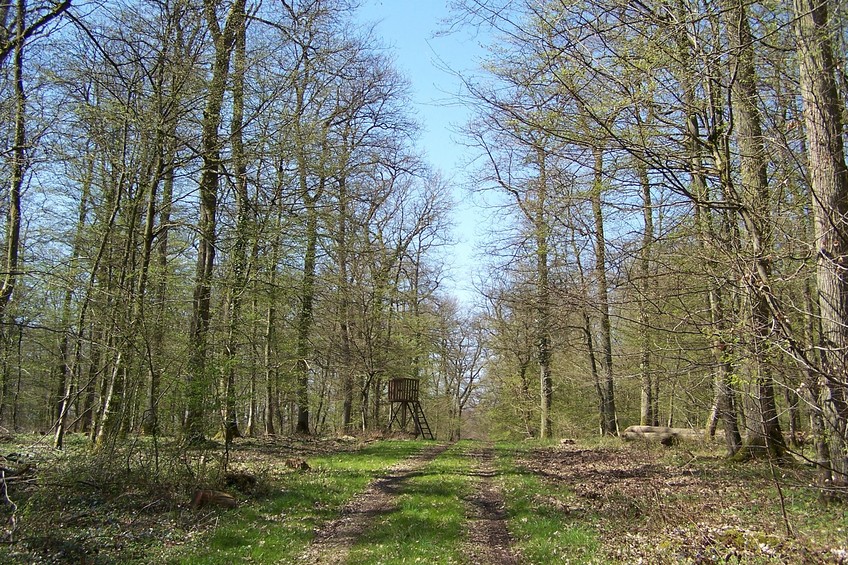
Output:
[622,425,713,445]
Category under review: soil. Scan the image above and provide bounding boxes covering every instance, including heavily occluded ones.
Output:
[461,445,521,564]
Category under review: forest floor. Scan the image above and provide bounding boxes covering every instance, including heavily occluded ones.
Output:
[0,433,846,563]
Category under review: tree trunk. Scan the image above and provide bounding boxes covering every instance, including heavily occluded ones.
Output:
[337,177,354,431]
[95,354,124,446]
[571,227,605,435]
[801,258,833,486]
[724,0,786,460]
[55,155,125,449]
[264,297,277,436]
[0,0,24,318]
[670,0,742,455]
[185,0,238,443]
[291,39,326,434]
[221,0,247,444]
[295,190,318,434]
[263,206,283,436]
[104,111,169,444]
[636,157,655,427]
[517,360,535,437]
[794,0,848,480]
[142,138,174,435]
[591,146,617,435]
[534,147,553,439]
[0,0,26,424]
[142,0,184,436]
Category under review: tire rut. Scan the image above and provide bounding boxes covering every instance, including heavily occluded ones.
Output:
[298,442,450,564]
[462,445,522,565]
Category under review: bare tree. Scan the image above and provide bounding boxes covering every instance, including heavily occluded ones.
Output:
[185,0,241,443]
[0,0,70,426]
[794,0,848,482]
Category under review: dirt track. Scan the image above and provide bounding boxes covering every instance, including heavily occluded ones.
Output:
[300,440,843,564]
[298,443,450,563]
[299,442,523,564]
[462,445,521,564]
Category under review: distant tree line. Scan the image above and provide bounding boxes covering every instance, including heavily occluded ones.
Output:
[454,0,848,486]
[0,0,483,449]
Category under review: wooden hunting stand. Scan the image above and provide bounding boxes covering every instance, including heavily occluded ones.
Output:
[387,378,434,440]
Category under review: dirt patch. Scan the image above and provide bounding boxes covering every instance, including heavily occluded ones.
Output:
[298,442,449,564]
[462,445,521,565]
[520,443,841,563]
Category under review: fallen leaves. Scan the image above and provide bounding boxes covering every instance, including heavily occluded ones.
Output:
[518,442,847,563]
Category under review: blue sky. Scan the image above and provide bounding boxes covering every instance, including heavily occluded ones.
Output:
[357,1,486,306]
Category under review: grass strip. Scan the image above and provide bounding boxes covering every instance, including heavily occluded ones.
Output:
[495,442,599,563]
[345,441,473,564]
[167,440,426,564]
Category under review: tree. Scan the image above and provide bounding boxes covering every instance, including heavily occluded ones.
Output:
[0,0,448,443]
[220,0,248,443]
[450,0,806,448]
[589,143,618,436]
[0,0,70,427]
[185,0,241,443]
[794,0,848,482]
[723,0,786,460]
[482,285,538,437]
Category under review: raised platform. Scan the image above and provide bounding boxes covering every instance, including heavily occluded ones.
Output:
[387,378,433,439]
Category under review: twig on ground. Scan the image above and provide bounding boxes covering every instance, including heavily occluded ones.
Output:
[768,456,794,538]
[679,450,697,468]
[651,484,668,526]
[1,469,19,542]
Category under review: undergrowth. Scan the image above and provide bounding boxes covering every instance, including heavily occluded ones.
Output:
[2,434,846,564]
[0,434,425,564]
[168,439,426,564]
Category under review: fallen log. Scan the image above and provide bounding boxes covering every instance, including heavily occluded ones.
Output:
[622,425,708,445]
[191,489,237,510]
[285,457,310,471]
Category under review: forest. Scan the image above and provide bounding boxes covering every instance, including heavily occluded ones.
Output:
[0,0,847,561]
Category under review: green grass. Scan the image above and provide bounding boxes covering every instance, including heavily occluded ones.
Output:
[495,442,599,564]
[165,440,427,564]
[4,435,843,564]
[344,440,600,564]
[345,441,473,564]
